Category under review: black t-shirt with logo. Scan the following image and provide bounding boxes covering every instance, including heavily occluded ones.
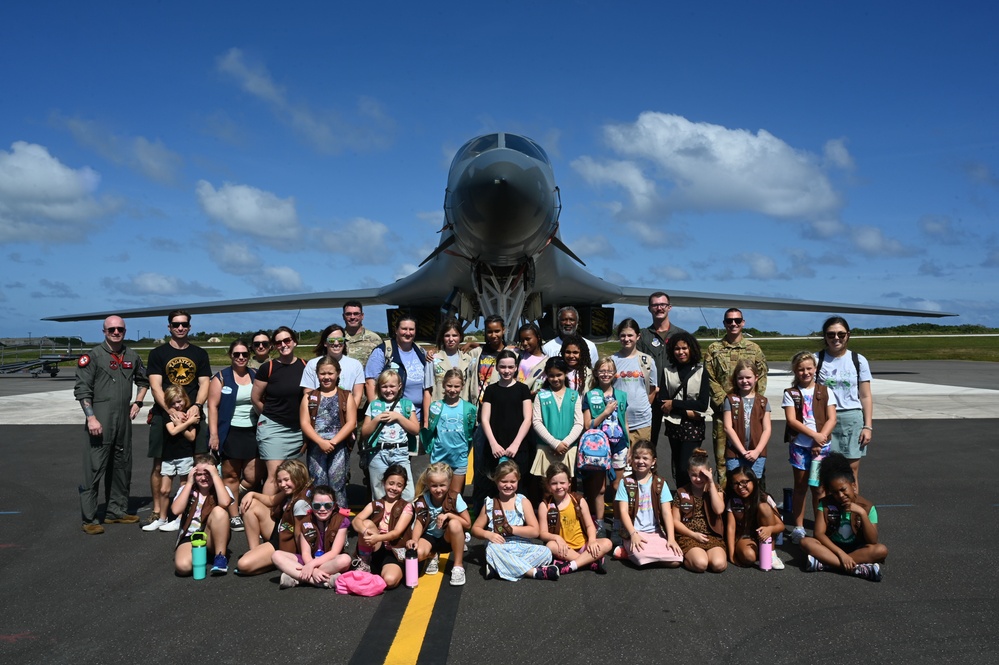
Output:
[148,343,212,415]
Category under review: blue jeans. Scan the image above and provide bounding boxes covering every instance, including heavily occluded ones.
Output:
[367,446,415,502]
[726,455,766,478]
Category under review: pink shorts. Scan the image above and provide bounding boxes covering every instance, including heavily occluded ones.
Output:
[624,531,683,566]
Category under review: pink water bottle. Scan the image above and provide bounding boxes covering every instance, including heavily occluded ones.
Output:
[405,548,419,588]
[759,536,773,571]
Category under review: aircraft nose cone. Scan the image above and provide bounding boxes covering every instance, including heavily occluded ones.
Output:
[453,160,552,248]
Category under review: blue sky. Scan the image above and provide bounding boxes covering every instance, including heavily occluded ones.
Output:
[2,2,997,340]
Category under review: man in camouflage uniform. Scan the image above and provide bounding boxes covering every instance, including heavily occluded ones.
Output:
[75,316,149,534]
[704,308,767,486]
[342,300,382,365]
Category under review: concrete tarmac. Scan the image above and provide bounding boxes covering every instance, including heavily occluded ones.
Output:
[1,363,997,664]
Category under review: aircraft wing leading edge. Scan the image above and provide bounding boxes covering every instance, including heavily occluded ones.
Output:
[612,286,954,317]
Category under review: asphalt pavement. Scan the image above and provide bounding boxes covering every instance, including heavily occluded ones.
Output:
[1,363,997,664]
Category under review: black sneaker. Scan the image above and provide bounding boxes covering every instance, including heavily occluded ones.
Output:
[533,565,560,581]
[590,557,607,575]
[484,563,498,580]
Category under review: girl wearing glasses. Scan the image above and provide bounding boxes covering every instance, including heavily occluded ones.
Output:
[207,340,259,532]
[272,484,352,588]
[252,326,307,496]
[816,317,873,491]
[301,323,366,409]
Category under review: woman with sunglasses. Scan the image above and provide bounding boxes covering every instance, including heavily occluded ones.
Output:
[207,340,259,532]
[816,317,873,490]
[252,326,307,495]
[301,323,366,407]
[248,331,272,369]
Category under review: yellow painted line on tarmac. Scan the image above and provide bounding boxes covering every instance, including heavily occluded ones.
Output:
[383,553,451,665]
[466,448,475,485]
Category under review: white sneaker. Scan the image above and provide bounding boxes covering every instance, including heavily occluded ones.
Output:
[142,518,167,532]
[158,517,181,532]
[425,553,439,575]
[771,552,785,570]
[450,566,466,586]
[790,526,806,544]
[279,572,299,589]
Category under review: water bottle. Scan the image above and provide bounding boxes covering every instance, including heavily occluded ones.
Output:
[405,548,419,588]
[759,536,773,571]
[191,531,208,580]
[808,458,821,487]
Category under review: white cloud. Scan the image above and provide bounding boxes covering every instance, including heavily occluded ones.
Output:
[823,138,855,170]
[850,225,917,257]
[572,156,658,211]
[255,266,303,294]
[54,114,182,184]
[623,220,670,248]
[982,249,999,268]
[918,260,947,277]
[650,265,690,281]
[30,279,79,299]
[196,180,301,247]
[918,214,963,244]
[316,217,393,264]
[963,161,999,188]
[580,112,841,220]
[393,263,419,281]
[216,48,394,153]
[102,272,222,298]
[569,234,617,258]
[416,210,446,227]
[0,142,117,242]
[788,250,817,278]
[738,252,782,280]
[214,241,263,275]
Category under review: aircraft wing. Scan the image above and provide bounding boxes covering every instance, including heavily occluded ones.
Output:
[612,286,955,317]
[42,288,386,322]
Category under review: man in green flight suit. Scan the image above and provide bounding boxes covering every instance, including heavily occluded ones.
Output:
[75,315,149,534]
[704,308,767,487]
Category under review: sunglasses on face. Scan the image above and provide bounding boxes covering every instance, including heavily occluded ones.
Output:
[274,338,294,346]
[169,321,190,329]
[825,331,848,339]
[312,502,334,511]
[732,479,752,487]
[253,341,270,347]
[105,327,125,334]
[231,352,249,359]
[650,303,671,309]
[326,337,346,346]
[724,318,743,325]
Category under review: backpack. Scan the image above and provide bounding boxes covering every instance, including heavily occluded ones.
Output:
[576,428,615,481]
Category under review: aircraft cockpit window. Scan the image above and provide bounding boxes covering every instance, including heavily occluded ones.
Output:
[502,134,548,163]
[455,134,499,163]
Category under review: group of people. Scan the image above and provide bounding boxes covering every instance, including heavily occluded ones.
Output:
[74,294,887,585]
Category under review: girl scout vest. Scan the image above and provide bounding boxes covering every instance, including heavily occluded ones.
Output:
[621,475,667,536]
[725,392,769,458]
[585,388,628,449]
[544,492,585,537]
[783,384,830,443]
[537,388,579,442]
[422,399,477,455]
[369,498,411,548]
